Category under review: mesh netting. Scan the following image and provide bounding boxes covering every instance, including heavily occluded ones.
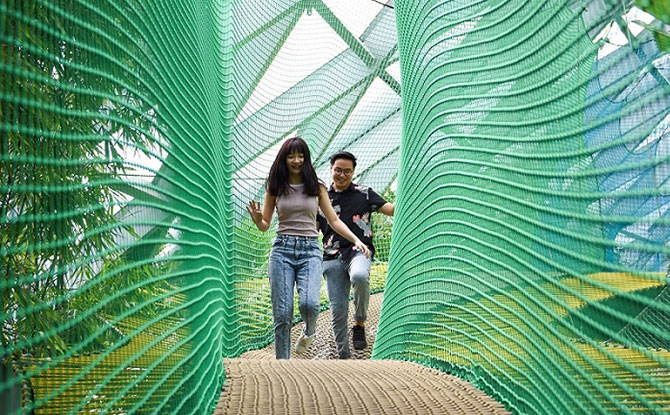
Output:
[1,1,397,414]
[1,0,670,414]
[374,1,670,415]
[1,1,235,413]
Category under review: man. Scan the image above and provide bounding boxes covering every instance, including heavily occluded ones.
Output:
[317,151,394,359]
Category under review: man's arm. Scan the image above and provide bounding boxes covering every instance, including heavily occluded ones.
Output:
[378,202,394,217]
[367,187,394,217]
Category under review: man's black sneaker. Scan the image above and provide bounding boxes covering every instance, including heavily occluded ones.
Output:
[352,325,367,350]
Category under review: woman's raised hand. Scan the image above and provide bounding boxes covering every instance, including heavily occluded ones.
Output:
[246,200,263,224]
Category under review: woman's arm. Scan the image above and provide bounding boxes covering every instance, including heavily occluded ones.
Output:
[318,186,370,257]
[246,191,276,232]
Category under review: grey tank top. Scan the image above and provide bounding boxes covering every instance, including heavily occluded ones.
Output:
[276,183,319,237]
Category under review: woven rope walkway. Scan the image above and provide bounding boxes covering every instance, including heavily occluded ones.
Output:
[216,293,511,414]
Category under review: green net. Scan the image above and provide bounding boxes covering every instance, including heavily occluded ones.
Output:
[2,0,670,414]
[374,1,670,414]
[1,1,398,414]
[1,0,236,413]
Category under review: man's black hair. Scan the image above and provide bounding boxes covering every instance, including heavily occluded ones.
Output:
[329,151,357,169]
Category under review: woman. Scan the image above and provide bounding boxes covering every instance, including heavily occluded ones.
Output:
[247,137,370,359]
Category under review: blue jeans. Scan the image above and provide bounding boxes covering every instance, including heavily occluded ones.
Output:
[323,252,371,358]
[269,234,322,359]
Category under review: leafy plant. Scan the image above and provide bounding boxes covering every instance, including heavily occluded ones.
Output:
[1,1,159,358]
[372,187,395,263]
[635,0,670,51]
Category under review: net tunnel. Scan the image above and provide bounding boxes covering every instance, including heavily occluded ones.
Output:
[1,1,670,414]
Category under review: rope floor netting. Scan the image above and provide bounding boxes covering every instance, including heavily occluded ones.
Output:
[217,360,509,415]
[217,293,511,414]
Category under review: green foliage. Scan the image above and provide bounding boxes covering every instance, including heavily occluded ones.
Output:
[1,2,159,358]
[636,0,670,51]
[61,256,179,354]
[371,187,395,263]
[234,218,274,279]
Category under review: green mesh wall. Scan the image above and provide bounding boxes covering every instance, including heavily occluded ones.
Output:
[1,1,236,413]
[374,1,670,414]
[2,0,670,414]
[1,1,398,414]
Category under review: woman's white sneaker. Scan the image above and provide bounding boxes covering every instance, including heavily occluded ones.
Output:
[294,333,315,354]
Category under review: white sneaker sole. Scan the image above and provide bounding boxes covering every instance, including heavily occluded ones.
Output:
[294,335,314,354]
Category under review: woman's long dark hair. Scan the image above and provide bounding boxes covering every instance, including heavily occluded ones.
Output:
[267,137,321,197]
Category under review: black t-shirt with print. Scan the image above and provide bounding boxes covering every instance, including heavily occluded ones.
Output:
[317,182,388,261]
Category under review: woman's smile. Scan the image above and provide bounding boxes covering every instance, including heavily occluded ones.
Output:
[286,152,305,175]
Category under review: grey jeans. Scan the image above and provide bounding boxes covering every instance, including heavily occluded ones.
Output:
[323,252,371,358]
[269,234,322,359]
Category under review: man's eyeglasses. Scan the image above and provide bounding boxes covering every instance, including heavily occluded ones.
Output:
[333,167,354,176]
